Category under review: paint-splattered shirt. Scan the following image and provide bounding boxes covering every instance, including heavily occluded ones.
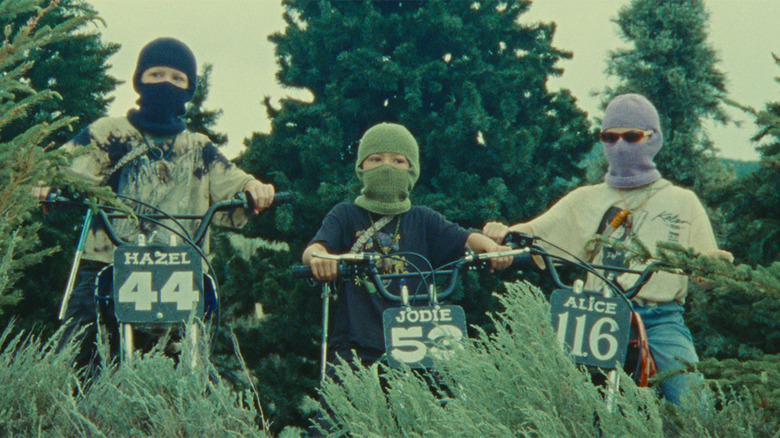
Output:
[62,117,254,263]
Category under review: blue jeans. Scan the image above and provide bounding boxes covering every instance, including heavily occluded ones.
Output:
[634,302,703,406]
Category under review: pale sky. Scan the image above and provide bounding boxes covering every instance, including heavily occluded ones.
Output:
[87,0,778,161]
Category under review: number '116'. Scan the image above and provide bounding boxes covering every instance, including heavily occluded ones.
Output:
[555,312,620,361]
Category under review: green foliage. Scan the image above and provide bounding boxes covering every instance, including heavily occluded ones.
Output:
[697,355,780,432]
[660,381,779,438]
[319,281,777,437]
[0,0,115,318]
[720,158,759,178]
[603,0,730,191]
[0,323,78,435]
[228,1,594,429]
[673,62,780,414]
[0,324,271,437]
[0,0,121,146]
[583,234,780,433]
[714,57,780,267]
[592,233,780,357]
[668,56,780,364]
[185,63,228,146]
[319,281,663,437]
[0,0,119,336]
[209,232,321,432]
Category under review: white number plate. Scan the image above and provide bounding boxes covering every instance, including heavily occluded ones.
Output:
[382,305,467,369]
[113,245,203,323]
[549,289,631,369]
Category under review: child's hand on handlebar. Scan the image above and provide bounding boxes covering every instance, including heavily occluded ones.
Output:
[303,243,340,282]
[32,186,52,201]
[309,254,339,282]
[32,185,53,214]
[243,179,275,214]
[466,233,514,272]
[482,221,510,244]
[485,244,514,272]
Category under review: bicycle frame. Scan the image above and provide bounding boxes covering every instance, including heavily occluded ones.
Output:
[504,231,663,411]
[293,248,529,377]
[49,191,291,364]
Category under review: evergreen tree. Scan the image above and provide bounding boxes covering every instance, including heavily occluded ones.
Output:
[225,0,593,430]
[1,0,120,145]
[0,0,122,335]
[185,63,228,146]
[715,55,780,267]
[0,0,116,316]
[603,0,730,191]
[684,55,780,361]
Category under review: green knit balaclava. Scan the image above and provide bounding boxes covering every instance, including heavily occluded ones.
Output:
[354,123,420,215]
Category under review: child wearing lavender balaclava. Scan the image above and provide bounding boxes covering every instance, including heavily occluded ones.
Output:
[601,93,663,189]
[483,93,733,406]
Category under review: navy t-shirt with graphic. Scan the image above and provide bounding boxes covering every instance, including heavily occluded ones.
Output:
[309,202,471,363]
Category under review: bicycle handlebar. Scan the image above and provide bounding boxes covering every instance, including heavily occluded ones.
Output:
[292,249,530,303]
[45,190,293,247]
[502,231,665,300]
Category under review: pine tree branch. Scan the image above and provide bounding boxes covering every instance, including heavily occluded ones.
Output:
[592,235,780,299]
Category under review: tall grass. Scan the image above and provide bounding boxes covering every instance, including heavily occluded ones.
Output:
[0,324,271,437]
[318,281,777,437]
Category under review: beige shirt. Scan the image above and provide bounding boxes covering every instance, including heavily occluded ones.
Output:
[527,179,719,304]
[63,117,254,263]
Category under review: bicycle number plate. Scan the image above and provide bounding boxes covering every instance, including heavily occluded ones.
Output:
[113,245,203,323]
[549,289,631,369]
[382,305,467,369]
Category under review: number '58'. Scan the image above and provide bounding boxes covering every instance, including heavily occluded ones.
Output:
[389,325,463,363]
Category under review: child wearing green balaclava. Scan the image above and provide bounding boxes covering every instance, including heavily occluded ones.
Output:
[303,122,512,435]
[303,121,511,359]
[353,122,420,215]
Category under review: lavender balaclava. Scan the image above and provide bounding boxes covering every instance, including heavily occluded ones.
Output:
[601,94,663,189]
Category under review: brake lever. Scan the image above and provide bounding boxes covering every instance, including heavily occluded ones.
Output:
[503,231,536,249]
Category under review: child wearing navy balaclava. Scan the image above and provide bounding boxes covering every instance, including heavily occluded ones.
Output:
[35,37,276,378]
[483,93,733,406]
[127,37,198,136]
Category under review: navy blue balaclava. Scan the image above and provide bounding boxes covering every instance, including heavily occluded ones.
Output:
[127,38,197,136]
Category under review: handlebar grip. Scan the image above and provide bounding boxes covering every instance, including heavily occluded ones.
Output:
[292,265,313,279]
[510,252,538,270]
[273,191,293,205]
[291,264,358,282]
[44,188,86,203]
[240,191,293,209]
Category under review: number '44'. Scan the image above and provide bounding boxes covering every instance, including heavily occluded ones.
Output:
[118,271,198,311]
